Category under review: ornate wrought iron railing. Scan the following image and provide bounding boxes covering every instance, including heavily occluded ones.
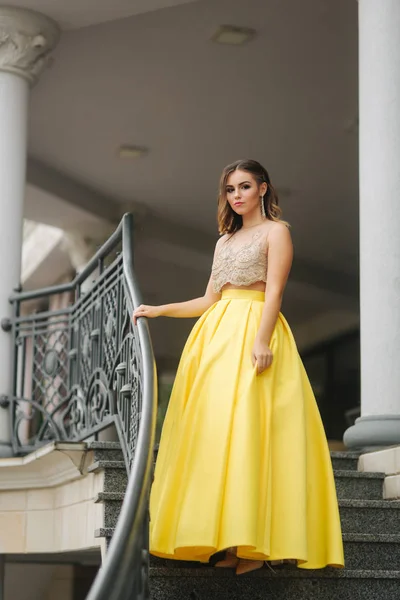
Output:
[2,213,157,600]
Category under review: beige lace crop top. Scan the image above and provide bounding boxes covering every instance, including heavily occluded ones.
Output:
[211,228,268,293]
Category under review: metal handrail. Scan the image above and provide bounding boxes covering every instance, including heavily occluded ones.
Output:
[86,215,157,600]
[9,214,134,302]
[7,214,157,599]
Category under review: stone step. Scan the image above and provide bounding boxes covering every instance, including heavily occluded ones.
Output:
[343,533,400,570]
[87,442,122,448]
[89,460,384,501]
[95,495,400,533]
[149,567,400,600]
[87,460,128,493]
[96,464,386,499]
[150,534,400,574]
[95,528,400,572]
[94,492,124,528]
[335,470,385,500]
[151,450,365,473]
[152,448,373,480]
[87,460,126,472]
[95,492,125,502]
[95,527,115,539]
[339,499,400,535]
[330,451,360,472]
[86,441,124,462]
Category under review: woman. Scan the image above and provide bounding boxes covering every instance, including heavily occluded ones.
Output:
[133,159,344,575]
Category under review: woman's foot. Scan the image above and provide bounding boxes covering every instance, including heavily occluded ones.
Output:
[236,559,264,575]
[267,558,297,568]
[215,552,239,568]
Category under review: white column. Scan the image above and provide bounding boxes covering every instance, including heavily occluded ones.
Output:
[0,8,59,456]
[344,0,400,448]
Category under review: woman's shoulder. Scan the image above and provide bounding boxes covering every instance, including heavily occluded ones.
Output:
[266,220,291,236]
[265,220,292,249]
[215,233,229,248]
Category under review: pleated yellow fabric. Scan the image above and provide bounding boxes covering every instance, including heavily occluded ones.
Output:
[150,289,345,569]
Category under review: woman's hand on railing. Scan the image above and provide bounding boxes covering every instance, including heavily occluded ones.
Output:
[132,304,162,325]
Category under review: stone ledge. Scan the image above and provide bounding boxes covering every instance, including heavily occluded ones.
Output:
[383,475,400,499]
[0,442,88,490]
[358,446,400,499]
[359,446,400,476]
[0,441,109,555]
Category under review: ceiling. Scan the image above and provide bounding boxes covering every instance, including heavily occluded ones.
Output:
[5,0,198,30]
[17,0,360,357]
[28,0,359,269]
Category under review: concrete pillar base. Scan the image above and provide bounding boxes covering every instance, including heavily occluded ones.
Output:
[344,414,400,450]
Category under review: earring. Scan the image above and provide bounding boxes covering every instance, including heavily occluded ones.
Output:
[260,196,266,219]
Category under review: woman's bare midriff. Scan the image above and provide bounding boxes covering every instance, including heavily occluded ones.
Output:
[221,281,266,292]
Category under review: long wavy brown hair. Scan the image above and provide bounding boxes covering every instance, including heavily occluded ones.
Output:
[217,159,289,235]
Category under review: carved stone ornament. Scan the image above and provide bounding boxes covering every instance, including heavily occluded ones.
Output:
[0,7,60,85]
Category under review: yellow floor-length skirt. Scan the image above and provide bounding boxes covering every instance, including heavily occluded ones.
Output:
[150,289,345,569]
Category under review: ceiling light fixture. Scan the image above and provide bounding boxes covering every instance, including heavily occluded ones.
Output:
[211,25,256,46]
[117,145,147,159]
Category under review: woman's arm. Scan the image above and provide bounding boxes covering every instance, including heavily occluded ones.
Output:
[132,275,220,322]
[252,223,293,373]
[151,275,221,319]
[132,238,224,323]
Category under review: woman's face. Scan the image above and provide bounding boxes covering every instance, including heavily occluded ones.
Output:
[225,170,266,217]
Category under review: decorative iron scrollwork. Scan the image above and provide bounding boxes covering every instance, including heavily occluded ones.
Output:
[5,214,156,600]
[8,248,145,468]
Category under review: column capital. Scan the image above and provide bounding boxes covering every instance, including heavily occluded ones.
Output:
[0,7,60,85]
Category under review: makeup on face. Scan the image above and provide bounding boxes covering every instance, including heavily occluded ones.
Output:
[226,174,260,212]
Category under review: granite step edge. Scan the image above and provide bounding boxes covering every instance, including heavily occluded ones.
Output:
[330,452,361,459]
[344,532,400,542]
[339,499,400,508]
[94,492,125,503]
[94,528,400,545]
[87,460,126,473]
[95,527,115,538]
[95,496,400,509]
[149,566,400,580]
[86,441,122,450]
[334,470,385,480]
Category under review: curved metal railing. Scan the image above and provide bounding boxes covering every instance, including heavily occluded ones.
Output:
[86,215,157,600]
[4,213,157,599]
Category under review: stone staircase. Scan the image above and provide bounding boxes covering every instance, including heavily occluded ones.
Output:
[91,446,400,599]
